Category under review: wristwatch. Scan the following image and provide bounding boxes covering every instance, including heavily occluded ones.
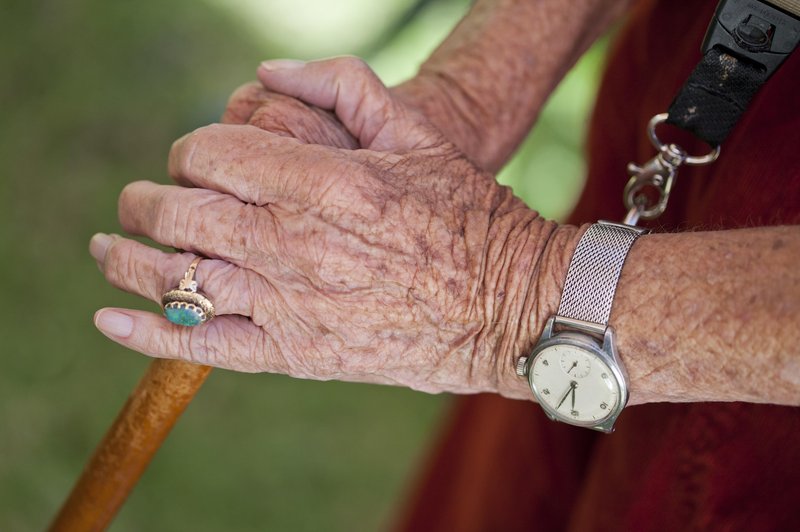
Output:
[516,221,647,432]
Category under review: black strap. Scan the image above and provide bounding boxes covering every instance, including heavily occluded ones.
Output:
[665,0,800,147]
[666,49,767,146]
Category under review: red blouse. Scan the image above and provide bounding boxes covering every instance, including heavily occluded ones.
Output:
[396,0,800,530]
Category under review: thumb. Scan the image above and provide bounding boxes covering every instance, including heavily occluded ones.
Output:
[257,56,435,151]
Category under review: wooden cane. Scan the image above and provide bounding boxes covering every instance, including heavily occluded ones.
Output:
[49,359,212,532]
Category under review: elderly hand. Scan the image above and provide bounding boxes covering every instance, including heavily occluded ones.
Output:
[227,58,454,154]
[221,80,357,149]
[90,58,571,397]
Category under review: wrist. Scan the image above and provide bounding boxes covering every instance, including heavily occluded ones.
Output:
[393,72,538,174]
[391,77,492,170]
[481,211,586,399]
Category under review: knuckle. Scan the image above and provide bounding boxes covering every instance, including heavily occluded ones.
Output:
[341,57,381,93]
[118,180,148,215]
[337,55,370,74]
[185,320,255,371]
[144,327,181,360]
[157,252,189,293]
[105,240,169,301]
[236,324,274,373]
[187,322,223,365]
[226,81,263,109]
[248,101,296,136]
[152,187,185,244]
[117,184,138,231]
[228,203,264,259]
[103,238,132,282]
[168,137,188,178]
[199,259,239,303]
[118,181,136,204]
[169,126,215,178]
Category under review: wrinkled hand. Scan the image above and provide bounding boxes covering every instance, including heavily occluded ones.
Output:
[221,80,357,148]
[224,56,522,172]
[227,58,449,154]
[91,58,565,397]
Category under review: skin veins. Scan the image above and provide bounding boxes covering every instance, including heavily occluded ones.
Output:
[93,0,799,407]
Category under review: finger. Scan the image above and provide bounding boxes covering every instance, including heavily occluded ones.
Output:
[257,56,438,151]
[221,81,358,148]
[221,81,269,125]
[249,93,358,148]
[89,233,266,320]
[117,181,283,267]
[166,124,383,211]
[117,180,392,286]
[93,308,406,385]
[169,85,272,188]
[93,308,289,373]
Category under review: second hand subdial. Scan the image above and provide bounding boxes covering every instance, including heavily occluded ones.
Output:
[560,352,591,378]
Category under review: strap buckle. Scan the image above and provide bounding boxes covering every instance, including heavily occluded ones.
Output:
[623,114,720,225]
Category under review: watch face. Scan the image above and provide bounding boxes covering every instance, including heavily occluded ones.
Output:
[529,343,621,426]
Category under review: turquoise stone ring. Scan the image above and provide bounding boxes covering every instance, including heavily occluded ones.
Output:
[161,257,215,327]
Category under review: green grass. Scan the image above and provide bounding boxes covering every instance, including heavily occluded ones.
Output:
[0,0,604,529]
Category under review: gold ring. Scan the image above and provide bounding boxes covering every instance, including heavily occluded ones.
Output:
[161,257,215,326]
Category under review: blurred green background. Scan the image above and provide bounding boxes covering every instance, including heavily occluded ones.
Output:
[0,0,607,530]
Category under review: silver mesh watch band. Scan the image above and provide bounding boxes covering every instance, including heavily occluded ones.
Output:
[556,221,648,331]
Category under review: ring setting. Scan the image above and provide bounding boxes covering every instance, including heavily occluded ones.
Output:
[162,257,215,327]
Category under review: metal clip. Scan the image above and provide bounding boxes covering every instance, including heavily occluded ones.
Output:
[623,114,721,226]
[623,150,681,225]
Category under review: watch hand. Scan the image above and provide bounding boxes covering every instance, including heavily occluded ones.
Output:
[556,383,573,410]
[567,361,578,373]
[571,383,577,410]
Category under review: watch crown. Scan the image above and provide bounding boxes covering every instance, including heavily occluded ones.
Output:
[516,357,529,377]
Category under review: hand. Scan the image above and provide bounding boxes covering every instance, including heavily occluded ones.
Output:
[91,58,570,397]
[221,80,357,148]
[219,59,453,173]
[251,57,446,153]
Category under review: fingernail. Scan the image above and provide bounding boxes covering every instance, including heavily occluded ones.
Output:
[259,59,306,72]
[94,309,134,338]
[89,233,113,264]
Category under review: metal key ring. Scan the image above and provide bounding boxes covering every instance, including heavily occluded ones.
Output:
[647,113,721,166]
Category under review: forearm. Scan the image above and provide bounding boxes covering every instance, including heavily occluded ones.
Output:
[501,225,800,406]
[393,0,631,172]
[617,226,800,405]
